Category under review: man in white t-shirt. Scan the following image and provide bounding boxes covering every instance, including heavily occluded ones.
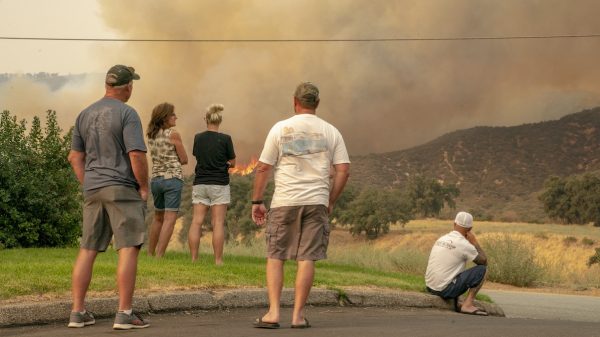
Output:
[425,211,488,315]
[251,82,350,329]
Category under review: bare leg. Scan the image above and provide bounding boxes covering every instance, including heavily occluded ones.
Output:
[147,211,164,256]
[155,211,178,257]
[460,270,487,313]
[292,260,315,325]
[261,258,284,323]
[71,248,98,312]
[210,204,227,265]
[188,203,209,262]
[116,246,140,311]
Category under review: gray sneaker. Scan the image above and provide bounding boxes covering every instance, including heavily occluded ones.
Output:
[113,312,150,330]
[68,310,95,328]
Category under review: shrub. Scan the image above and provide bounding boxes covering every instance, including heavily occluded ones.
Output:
[588,248,600,267]
[563,236,578,245]
[482,234,542,287]
[0,110,81,248]
[581,237,595,246]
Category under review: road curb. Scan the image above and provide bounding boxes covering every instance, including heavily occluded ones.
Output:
[0,288,504,327]
[343,288,505,317]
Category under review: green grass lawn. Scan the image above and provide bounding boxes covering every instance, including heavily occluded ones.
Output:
[0,247,427,301]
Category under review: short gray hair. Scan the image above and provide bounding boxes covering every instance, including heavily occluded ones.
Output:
[294,82,320,109]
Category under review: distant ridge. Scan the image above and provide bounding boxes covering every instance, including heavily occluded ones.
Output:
[350,108,600,222]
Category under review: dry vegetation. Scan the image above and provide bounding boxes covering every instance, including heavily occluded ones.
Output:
[182,219,600,294]
[355,219,600,292]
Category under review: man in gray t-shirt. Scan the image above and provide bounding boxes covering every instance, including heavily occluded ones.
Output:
[67,65,150,330]
[72,98,147,191]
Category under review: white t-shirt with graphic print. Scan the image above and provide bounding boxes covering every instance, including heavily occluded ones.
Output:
[425,230,479,291]
[259,114,350,208]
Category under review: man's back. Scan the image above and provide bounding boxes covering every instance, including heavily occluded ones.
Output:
[259,114,349,208]
[72,97,146,191]
[425,231,478,291]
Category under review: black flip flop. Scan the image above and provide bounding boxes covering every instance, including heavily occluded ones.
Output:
[291,318,311,329]
[253,318,280,329]
[453,297,460,312]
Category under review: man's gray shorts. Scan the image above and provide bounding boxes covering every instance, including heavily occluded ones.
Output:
[81,185,146,251]
[265,205,330,261]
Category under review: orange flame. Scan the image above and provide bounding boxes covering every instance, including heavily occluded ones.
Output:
[230,157,258,176]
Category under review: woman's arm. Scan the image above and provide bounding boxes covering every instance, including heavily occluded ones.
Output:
[169,130,188,165]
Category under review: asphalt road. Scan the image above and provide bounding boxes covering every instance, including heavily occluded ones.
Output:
[485,289,600,323]
[4,306,600,337]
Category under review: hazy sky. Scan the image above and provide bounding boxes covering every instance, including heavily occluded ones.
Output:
[1,0,600,167]
[0,0,116,73]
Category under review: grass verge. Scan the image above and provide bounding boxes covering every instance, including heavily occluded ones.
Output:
[0,247,426,301]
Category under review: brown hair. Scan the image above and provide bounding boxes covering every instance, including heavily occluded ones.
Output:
[147,102,175,139]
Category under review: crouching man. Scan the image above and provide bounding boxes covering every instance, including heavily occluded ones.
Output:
[425,211,489,316]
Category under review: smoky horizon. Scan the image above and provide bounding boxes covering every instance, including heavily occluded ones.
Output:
[2,0,600,172]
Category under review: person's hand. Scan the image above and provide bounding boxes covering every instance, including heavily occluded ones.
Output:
[139,186,149,202]
[328,202,334,215]
[252,203,268,225]
[466,230,478,244]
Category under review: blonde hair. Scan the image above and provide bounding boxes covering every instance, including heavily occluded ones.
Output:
[205,104,224,125]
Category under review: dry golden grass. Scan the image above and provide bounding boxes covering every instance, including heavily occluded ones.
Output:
[380,219,600,290]
[164,218,600,292]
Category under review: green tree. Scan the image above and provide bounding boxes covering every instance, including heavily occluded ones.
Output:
[339,187,413,239]
[539,174,600,226]
[0,110,81,248]
[406,175,460,217]
[329,182,359,224]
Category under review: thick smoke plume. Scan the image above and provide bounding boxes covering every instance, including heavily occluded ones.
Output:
[2,0,600,172]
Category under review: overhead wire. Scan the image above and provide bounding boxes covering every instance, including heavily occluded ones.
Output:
[1,34,599,43]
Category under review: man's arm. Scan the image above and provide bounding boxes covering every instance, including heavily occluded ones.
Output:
[328,163,350,214]
[129,150,149,201]
[466,231,488,266]
[67,150,86,184]
[251,161,272,225]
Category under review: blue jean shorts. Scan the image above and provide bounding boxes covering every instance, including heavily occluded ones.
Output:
[151,177,184,212]
[435,265,487,299]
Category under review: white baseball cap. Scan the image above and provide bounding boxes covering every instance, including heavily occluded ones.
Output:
[454,211,473,229]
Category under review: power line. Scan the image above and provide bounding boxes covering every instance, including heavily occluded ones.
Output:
[1,34,600,43]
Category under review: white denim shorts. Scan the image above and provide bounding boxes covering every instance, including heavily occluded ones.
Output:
[192,184,231,206]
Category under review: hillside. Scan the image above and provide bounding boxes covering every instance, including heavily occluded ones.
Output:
[349,108,600,222]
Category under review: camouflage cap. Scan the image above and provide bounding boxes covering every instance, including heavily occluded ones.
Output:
[105,65,140,86]
[294,82,320,108]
